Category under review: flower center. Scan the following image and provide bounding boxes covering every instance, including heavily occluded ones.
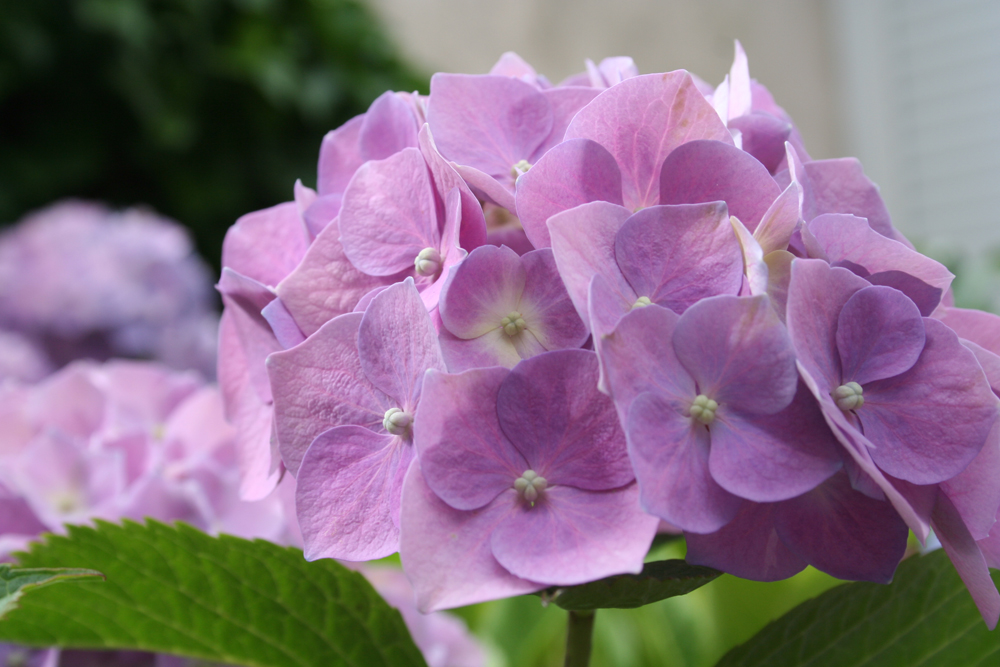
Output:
[514,469,547,504]
[632,296,652,309]
[688,394,718,425]
[383,407,414,437]
[833,382,864,411]
[510,159,532,179]
[501,311,527,336]
[414,247,442,277]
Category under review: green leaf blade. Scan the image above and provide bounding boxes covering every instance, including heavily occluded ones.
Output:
[540,559,722,611]
[0,520,427,667]
[0,564,103,620]
[715,550,999,667]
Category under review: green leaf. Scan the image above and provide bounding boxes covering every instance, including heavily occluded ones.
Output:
[715,549,1000,667]
[0,520,427,667]
[0,564,103,620]
[537,559,722,611]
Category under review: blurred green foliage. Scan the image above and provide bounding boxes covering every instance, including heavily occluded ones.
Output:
[0,0,426,270]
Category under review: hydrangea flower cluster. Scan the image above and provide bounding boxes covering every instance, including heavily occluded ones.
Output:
[0,201,219,382]
[219,46,1000,627]
[0,358,484,667]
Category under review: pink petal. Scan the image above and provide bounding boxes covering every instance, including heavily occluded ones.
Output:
[516,249,589,350]
[317,115,365,197]
[754,180,802,255]
[358,91,420,162]
[802,158,894,239]
[221,202,309,287]
[565,72,732,210]
[439,244,525,339]
[937,307,1000,356]
[439,326,521,372]
[836,285,925,385]
[941,413,1000,540]
[417,125,488,250]
[490,484,657,585]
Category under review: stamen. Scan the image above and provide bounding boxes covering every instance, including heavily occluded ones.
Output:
[514,469,548,504]
[688,394,718,425]
[383,407,414,436]
[511,159,532,179]
[833,382,864,411]
[632,296,652,309]
[501,311,527,336]
[414,247,443,277]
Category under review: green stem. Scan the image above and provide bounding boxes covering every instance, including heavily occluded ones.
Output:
[564,609,596,667]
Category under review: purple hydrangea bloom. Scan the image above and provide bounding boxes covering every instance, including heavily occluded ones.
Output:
[598,296,841,532]
[401,349,658,611]
[437,244,587,370]
[267,279,445,560]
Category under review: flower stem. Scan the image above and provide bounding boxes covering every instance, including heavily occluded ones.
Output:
[564,610,596,667]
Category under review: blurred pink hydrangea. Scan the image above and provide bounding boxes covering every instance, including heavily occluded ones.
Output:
[0,200,218,380]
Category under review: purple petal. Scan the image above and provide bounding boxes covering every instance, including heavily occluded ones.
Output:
[774,471,907,583]
[490,484,657,585]
[414,367,527,510]
[685,502,807,581]
[428,73,552,182]
[266,312,390,475]
[566,72,732,210]
[439,244,525,339]
[454,163,518,212]
[937,307,1000,356]
[764,249,794,322]
[786,259,870,392]
[217,269,279,402]
[836,285,925,385]
[496,350,634,490]
[932,493,1000,630]
[941,414,1000,540]
[861,318,998,484]
[658,140,781,232]
[439,326,522,372]
[487,226,534,256]
[807,214,953,315]
[418,126,489,250]
[296,426,407,561]
[547,200,633,325]
[539,87,601,151]
[517,249,589,350]
[275,220,400,337]
[339,148,440,276]
[627,391,742,533]
[358,279,445,407]
[598,304,696,421]
[673,294,797,414]
[801,158,894,238]
[729,112,792,174]
[708,380,841,502]
[614,202,744,312]
[317,115,364,197]
[753,180,802,255]
[302,193,341,239]
[587,273,632,342]
[261,298,305,350]
[222,202,309,287]
[399,464,542,612]
[358,91,419,162]
[516,139,624,249]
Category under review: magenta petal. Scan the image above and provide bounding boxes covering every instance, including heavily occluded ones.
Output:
[339,148,440,276]
[399,465,542,612]
[598,305,696,419]
[938,307,1000,355]
[932,493,1000,630]
[317,115,365,197]
[802,158,894,238]
[358,91,419,161]
[418,125,489,250]
[539,87,600,150]
[516,139,625,249]
[658,140,781,232]
[222,202,309,287]
[786,259,870,392]
[627,391,741,533]
[708,380,841,502]
[774,472,907,583]
[490,484,657,585]
[261,298,305,350]
[266,312,390,475]
[566,72,731,210]
[614,202,744,312]
[685,502,807,581]
[587,274,631,341]
[428,73,553,180]
[275,220,400,337]
[547,200,633,325]
[296,426,407,561]
[729,112,792,174]
[439,326,521,372]
[836,285,925,385]
[941,414,1000,540]
[807,214,953,315]
[517,249,588,350]
[754,180,802,255]
[358,279,445,407]
[673,295,797,414]
[414,367,527,510]
[497,350,634,490]
[861,319,998,484]
[217,269,280,402]
[439,244,525,339]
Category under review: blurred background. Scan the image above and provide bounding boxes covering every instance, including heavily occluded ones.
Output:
[0,1,996,664]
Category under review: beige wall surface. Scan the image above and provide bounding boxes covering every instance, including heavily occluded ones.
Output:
[371,0,844,160]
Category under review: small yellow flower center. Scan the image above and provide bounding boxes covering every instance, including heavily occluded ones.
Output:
[833,382,864,411]
[501,311,527,336]
[632,296,652,309]
[511,159,532,179]
[688,394,718,425]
